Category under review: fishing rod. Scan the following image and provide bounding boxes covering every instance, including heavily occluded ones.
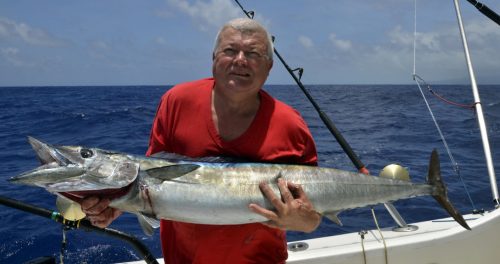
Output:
[233,0,369,174]
[465,0,500,26]
[0,195,159,264]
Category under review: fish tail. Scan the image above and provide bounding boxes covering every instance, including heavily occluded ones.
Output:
[427,149,471,230]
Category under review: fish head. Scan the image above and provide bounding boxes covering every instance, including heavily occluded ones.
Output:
[10,137,139,193]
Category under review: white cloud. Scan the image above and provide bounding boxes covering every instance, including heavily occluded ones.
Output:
[324,18,500,84]
[1,47,35,67]
[329,33,352,51]
[167,0,241,32]
[0,17,64,47]
[298,35,314,48]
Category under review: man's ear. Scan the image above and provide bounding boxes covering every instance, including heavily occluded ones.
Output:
[268,59,273,71]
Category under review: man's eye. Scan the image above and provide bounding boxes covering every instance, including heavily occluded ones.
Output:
[246,51,261,59]
[80,148,94,158]
[223,48,237,56]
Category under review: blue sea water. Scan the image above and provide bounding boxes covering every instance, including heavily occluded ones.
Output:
[0,84,499,263]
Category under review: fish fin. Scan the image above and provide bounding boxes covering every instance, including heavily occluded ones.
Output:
[150,152,194,160]
[137,214,160,236]
[427,149,471,230]
[145,164,200,181]
[272,172,283,183]
[151,151,243,163]
[323,211,343,226]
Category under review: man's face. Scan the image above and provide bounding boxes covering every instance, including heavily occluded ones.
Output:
[212,27,273,95]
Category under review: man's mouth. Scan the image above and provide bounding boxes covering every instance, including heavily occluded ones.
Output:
[230,72,251,78]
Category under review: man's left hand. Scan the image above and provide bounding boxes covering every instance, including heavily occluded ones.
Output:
[249,178,321,233]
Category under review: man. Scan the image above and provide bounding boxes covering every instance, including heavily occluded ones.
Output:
[82,18,321,263]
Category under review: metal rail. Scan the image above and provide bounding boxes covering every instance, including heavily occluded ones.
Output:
[0,195,159,264]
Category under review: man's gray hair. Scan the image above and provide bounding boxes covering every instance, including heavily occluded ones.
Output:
[213,18,274,61]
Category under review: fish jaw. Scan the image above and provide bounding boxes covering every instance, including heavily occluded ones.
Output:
[10,137,140,192]
[10,137,87,188]
[27,136,83,166]
[9,163,85,189]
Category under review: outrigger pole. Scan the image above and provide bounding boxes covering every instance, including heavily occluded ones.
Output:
[233,0,369,174]
[465,0,500,26]
[454,0,500,206]
[0,195,159,264]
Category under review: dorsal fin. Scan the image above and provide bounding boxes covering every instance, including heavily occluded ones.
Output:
[151,151,243,163]
[145,164,200,181]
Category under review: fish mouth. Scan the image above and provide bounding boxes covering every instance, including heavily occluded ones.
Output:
[10,137,140,193]
[28,136,74,166]
[9,137,85,187]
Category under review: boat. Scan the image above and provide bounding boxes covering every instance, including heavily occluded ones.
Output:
[1,1,498,264]
[121,1,500,263]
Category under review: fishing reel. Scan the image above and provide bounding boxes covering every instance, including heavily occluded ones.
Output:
[56,196,86,221]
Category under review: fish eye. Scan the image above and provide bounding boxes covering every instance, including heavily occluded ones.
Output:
[80,148,94,159]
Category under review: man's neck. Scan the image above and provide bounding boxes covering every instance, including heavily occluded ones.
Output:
[211,88,261,141]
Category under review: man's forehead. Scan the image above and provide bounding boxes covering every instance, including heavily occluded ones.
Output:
[219,28,267,45]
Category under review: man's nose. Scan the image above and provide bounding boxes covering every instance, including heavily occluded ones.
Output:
[233,50,248,64]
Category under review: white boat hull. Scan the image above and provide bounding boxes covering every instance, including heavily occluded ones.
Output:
[287,208,500,264]
[121,208,500,264]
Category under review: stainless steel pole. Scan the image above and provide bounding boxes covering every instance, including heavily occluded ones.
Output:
[453,0,499,206]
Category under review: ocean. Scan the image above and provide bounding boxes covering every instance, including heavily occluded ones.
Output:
[0,84,499,263]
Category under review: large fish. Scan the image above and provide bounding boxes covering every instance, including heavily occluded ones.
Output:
[10,137,470,234]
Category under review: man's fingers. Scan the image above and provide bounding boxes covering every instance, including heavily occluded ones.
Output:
[87,207,122,228]
[248,203,278,221]
[81,197,111,215]
[276,178,294,203]
[258,182,286,211]
[80,196,100,211]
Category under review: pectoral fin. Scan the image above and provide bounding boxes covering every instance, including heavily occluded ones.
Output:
[145,164,200,181]
[137,213,160,236]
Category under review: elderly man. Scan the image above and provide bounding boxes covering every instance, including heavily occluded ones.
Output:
[82,18,321,263]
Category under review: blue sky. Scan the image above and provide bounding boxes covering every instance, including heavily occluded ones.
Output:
[1,0,499,86]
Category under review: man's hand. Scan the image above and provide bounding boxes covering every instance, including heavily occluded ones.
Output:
[81,196,122,228]
[249,178,321,233]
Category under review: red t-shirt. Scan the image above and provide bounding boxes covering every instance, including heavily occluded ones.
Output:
[147,78,317,264]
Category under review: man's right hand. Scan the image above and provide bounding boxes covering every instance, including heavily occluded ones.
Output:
[81,196,122,228]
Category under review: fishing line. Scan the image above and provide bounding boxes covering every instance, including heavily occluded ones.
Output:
[233,0,370,175]
[60,226,68,264]
[412,0,478,212]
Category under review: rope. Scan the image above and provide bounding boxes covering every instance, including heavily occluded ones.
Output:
[358,230,368,264]
[371,208,388,264]
[412,0,477,211]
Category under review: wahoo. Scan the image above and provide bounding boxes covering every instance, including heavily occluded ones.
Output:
[10,137,470,234]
